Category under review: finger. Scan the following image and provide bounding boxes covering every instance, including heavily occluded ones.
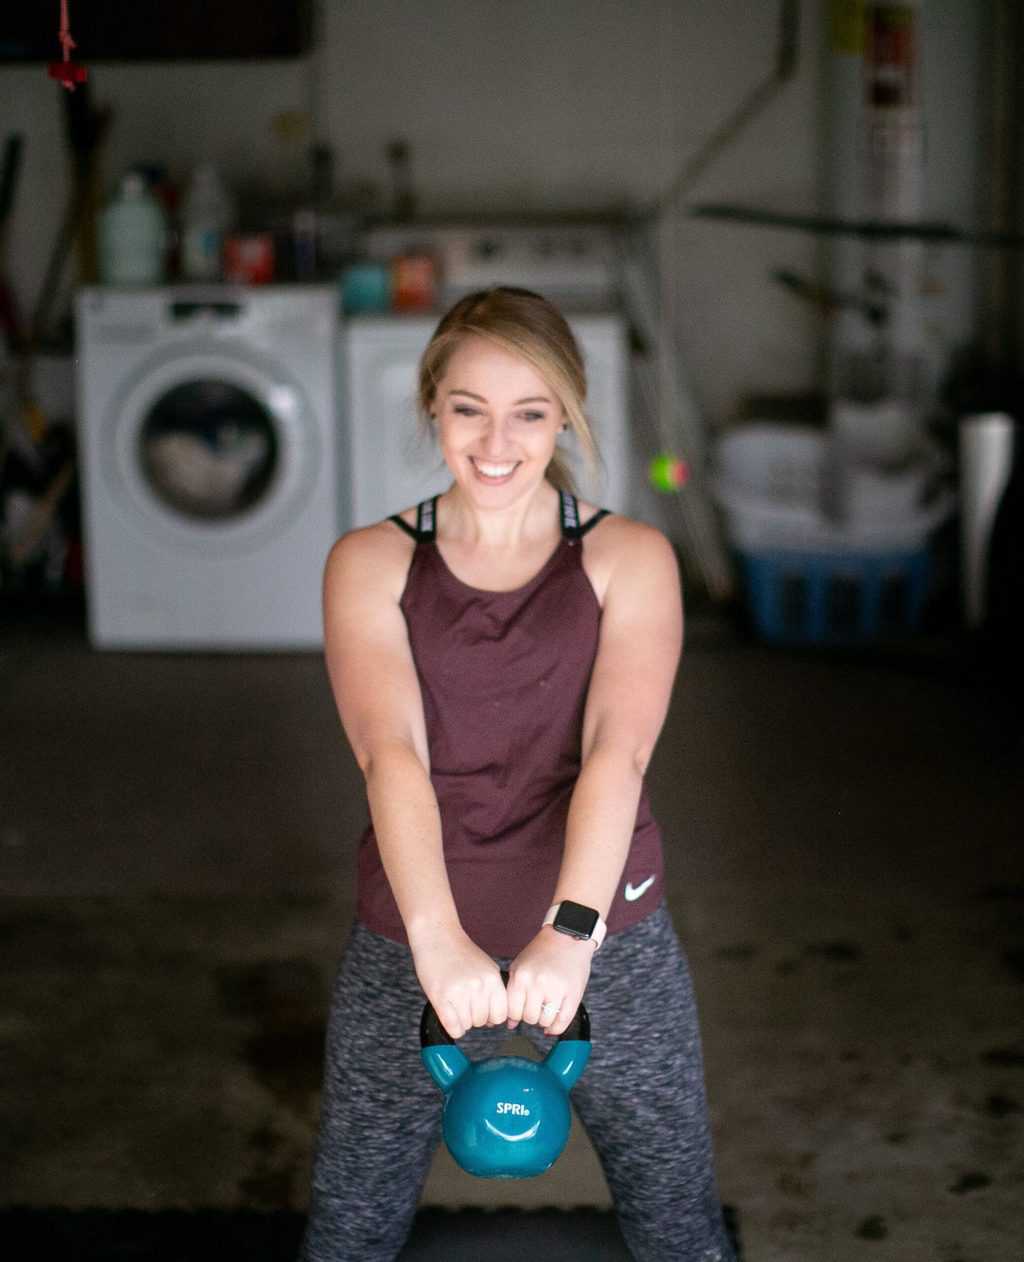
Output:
[459,1000,474,1039]
[522,987,546,1028]
[467,989,487,1029]
[539,997,565,1035]
[442,999,464,1041]
[505,978,525,1028]
[545,995,576,1037]
[489,983,508,1028]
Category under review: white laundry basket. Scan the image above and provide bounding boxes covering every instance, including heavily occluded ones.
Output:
[711,424,955,643]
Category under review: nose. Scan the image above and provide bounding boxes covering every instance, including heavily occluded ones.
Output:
[479,418,513,458]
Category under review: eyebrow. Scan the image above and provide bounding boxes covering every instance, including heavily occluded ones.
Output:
[448,389,552,405]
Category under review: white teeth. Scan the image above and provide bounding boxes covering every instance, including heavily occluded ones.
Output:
[474,460,517,477]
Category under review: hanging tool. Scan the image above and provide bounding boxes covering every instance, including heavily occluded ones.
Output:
[48,0,88,90]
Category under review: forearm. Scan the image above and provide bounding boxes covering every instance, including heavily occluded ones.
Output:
[363,744,462,947]
[552,746,645,923]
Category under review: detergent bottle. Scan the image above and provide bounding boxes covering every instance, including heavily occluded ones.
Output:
[99,170,167,286]
[181,163,235,282]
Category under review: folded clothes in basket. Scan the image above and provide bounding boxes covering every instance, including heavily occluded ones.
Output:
[710,424,955,642]
[710,423,955,554]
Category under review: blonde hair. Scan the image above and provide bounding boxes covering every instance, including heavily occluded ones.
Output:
[416,286,604,497]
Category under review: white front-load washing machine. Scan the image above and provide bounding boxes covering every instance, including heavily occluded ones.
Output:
[75,286,344,650]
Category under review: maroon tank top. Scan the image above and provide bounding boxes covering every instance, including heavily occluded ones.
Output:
[354,488,666,958]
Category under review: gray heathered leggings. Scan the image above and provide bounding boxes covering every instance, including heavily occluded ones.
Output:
[299,900,735,1262]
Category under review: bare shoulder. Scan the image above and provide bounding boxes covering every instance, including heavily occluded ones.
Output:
[325,514,415,604]
[577,500,677,608]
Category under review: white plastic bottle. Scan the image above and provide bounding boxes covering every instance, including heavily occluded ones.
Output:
[181,163,235,282]
[99,171,167,286]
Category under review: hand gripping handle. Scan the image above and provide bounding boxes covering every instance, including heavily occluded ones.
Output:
[420,969,591,1048]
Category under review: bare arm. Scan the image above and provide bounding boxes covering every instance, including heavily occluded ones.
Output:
[322,530,459,946]
[504,521,684,1039]
[322,528,507,1038]
[552,521,684,920]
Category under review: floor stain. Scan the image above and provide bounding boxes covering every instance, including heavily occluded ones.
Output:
[0,909,122,969]
[768,1207,812,1232]
[949,1172,992,1195]
[983,1093,1022,1118]
[978,885,1024,901]
[247,1123,285,1155]
[215,959,326,1112]
[238,1165,295,1208]
[0,909,63,943]
[777,1170,811,1198]
[215,958,322,1018]
[1001,949,1024,982]
[243,1022,326,1106]
[981,1045,1024,1068]
[803,941,862,962]
[855,1214,888,1240]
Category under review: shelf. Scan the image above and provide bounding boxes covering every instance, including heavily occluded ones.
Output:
[691,204,1024,249]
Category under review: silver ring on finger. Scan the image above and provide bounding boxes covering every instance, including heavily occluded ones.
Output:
[540,1001,560,1020]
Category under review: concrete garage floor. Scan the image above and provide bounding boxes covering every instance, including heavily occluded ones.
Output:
[1,602,1022,1261]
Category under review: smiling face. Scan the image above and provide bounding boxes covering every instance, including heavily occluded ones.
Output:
[432,335,565,499]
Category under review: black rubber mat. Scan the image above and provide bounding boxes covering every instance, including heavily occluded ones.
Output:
[2,1205,743,1260]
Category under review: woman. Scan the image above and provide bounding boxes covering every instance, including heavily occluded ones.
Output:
[300,287,734,1262]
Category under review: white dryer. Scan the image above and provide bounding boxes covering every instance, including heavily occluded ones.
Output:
[75,286,344,650]
[343,311,634,529]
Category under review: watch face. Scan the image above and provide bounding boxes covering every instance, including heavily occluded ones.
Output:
[554,900,600,939]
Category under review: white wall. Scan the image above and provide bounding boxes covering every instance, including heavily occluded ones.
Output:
[0,0,984,428]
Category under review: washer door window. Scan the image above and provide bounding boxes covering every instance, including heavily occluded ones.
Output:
[141,379,278,521]
[104,345,321,555]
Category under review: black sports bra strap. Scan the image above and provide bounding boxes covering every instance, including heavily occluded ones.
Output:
[417,496,438,540]
[394,491,609,543]
[388,514,420,541]
[578,508,612,536]
[559,489,612,540]
[387,496,438,542]
[558,489,579,536]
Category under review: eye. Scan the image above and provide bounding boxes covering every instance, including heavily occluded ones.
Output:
[453,404,480,416]
[519,411,546,422]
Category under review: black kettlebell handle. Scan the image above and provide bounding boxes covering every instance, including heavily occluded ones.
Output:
[420,969,591,1048]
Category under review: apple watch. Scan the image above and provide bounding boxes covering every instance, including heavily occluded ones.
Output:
[543,900,607,951]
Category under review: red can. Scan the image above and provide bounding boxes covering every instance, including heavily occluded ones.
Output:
[392,253,437,312]
[224,234,275,285]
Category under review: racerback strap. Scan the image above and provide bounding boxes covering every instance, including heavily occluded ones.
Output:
[558,489,611,541]
[383,498,437,541]
[388,490,611,543]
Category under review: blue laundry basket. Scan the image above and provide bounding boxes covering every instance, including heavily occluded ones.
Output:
[737,546,932,644]
[712,425,954,646]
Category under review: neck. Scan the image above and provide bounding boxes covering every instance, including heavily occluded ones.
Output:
[442,480,559,551]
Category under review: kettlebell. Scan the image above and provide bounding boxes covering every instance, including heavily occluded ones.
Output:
[420,970,591,1179]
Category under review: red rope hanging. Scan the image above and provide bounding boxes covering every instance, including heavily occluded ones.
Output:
[48,0,87,89]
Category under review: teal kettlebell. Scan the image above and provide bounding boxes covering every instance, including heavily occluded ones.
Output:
[420,970,591,1179]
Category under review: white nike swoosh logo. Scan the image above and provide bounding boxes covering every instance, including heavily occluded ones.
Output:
[624,875,656,902]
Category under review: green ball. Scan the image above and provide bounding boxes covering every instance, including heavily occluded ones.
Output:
[649,453,688,493]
